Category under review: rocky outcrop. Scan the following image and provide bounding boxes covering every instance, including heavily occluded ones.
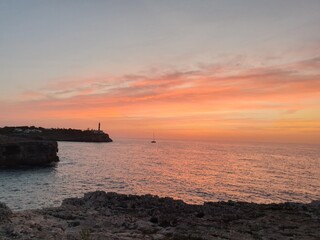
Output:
[0,191,319,239]
[0,135,59,167]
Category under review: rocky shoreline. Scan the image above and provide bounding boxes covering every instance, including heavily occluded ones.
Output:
[0,191,319,240]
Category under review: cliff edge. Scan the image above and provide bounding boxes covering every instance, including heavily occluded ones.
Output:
[0,135,59,167]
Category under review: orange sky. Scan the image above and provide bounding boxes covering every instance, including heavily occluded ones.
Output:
[1,57,320,144]
[1,1,320,144]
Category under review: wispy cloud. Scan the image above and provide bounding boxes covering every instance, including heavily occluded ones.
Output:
[3,56,320,143]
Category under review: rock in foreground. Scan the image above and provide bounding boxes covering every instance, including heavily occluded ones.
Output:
[0,135,59,167]
[0,191,319,240]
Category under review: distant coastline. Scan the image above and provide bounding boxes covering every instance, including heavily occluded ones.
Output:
[0,126,113,143]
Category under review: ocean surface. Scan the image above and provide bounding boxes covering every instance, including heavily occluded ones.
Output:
[1,139,319,210]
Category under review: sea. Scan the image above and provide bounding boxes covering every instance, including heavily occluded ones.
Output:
[0,139,319,210]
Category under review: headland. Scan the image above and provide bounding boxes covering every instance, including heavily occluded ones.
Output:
[0,191,319,239]
[0,125,112,143]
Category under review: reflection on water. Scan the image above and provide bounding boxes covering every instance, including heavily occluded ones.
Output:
[0,139,319,210]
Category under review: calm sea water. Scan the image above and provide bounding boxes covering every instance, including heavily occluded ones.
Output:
[0,139,319,210]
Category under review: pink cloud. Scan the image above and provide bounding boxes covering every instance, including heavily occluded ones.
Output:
[3,56,320,143]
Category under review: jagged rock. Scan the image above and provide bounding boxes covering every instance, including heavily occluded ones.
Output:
[0,191,319,239]
[0,202,11,223]
[0,135,59,167]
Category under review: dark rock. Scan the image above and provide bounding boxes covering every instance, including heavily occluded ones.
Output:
[68,221,80,227]
[158,219,171,228]
[310,200,320,207]
[62,198,85,207]
[0,135,59,167]
[195,212,204,218]
[150,217,158,223]
[0,202,12,223]
[53,212,77,220]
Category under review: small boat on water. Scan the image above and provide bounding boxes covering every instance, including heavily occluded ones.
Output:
[151,133,156,143]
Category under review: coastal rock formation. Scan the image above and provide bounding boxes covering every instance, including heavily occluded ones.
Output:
[0,191,319,239]
[0,135,59,167]
[0,126,113,143]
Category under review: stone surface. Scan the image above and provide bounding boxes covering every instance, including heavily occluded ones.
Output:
[0,191,319,239]
[0,135,59,167]
[0,203,12,223]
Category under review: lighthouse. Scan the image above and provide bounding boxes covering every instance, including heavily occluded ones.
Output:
[98,122,101,132]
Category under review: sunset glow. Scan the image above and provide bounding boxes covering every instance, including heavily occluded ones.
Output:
[1,1,320,143]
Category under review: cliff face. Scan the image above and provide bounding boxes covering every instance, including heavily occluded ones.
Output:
[0,135,59,167]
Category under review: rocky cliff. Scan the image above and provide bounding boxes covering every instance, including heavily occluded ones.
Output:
[0,135,59,167]
[0,191,319,239]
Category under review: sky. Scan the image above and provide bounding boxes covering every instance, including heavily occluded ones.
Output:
[0,0,320,143]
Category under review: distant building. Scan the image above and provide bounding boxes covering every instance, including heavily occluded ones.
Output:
[23,129,42,134]
[14,128,23,132]
[92,122,103,134]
